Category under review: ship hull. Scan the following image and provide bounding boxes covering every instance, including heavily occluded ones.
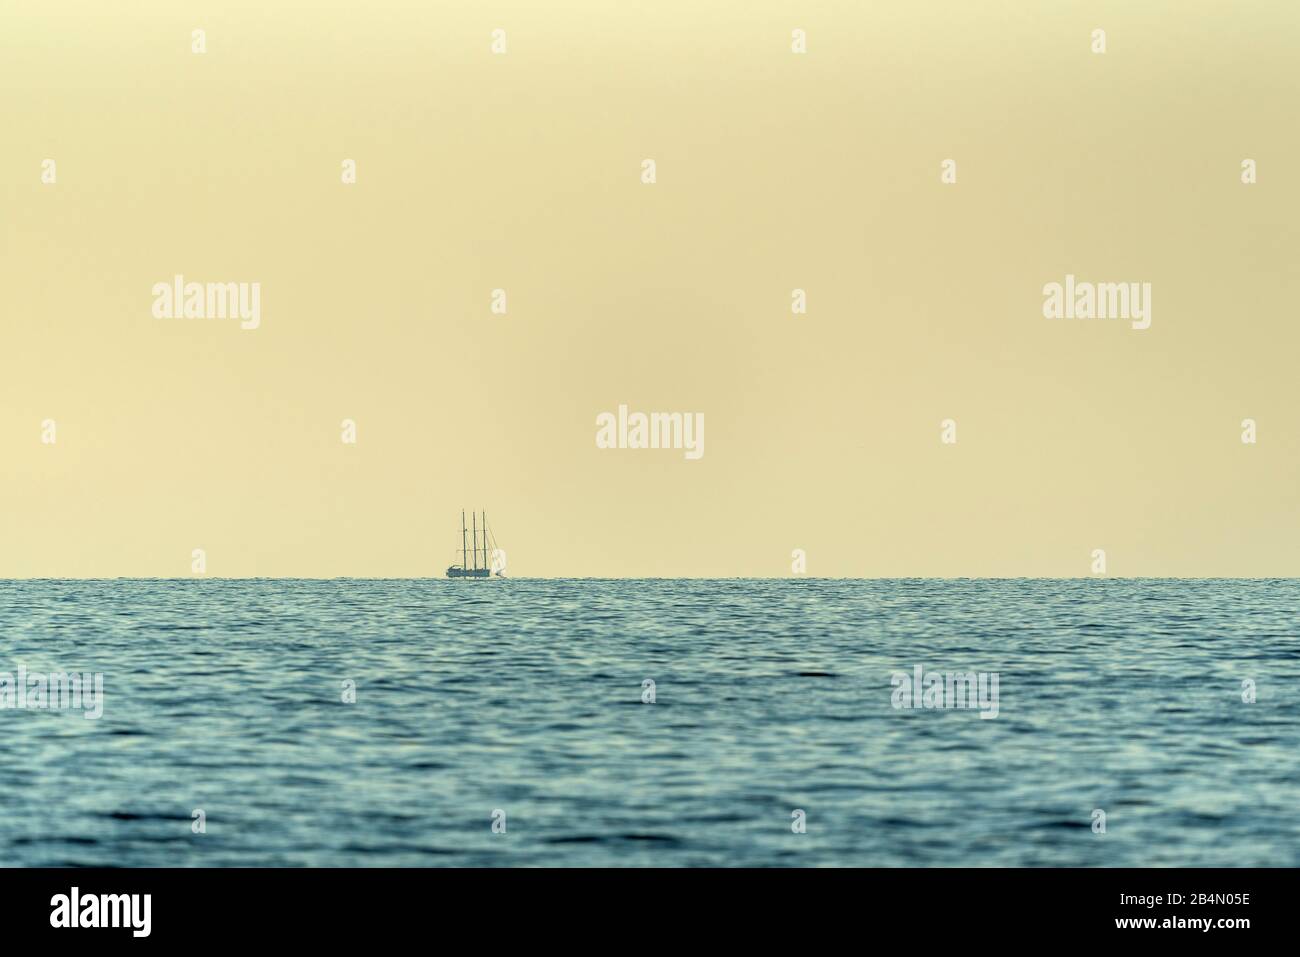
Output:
[446,567,492,579]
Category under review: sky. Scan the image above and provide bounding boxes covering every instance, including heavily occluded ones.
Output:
[2,1,1298,577]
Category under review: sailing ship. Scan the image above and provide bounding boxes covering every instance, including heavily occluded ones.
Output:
[446,511,504,578]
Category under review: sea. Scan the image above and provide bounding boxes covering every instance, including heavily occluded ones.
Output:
[1,578,1296,867]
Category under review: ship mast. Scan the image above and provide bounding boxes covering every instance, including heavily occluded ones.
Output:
[461,510,468,570]
[472,512,479,572]
[482,511,488,570]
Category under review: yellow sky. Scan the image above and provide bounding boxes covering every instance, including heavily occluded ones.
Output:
[3,1,1298,578]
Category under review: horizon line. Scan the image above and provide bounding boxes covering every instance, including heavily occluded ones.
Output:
[2,576,1297,583]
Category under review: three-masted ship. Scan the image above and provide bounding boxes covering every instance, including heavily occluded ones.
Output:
[446,511,503,578]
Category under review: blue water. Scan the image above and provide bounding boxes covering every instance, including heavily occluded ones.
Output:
[1,579,1297,867]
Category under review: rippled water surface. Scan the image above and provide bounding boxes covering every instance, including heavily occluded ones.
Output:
[1,579,1297,866]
